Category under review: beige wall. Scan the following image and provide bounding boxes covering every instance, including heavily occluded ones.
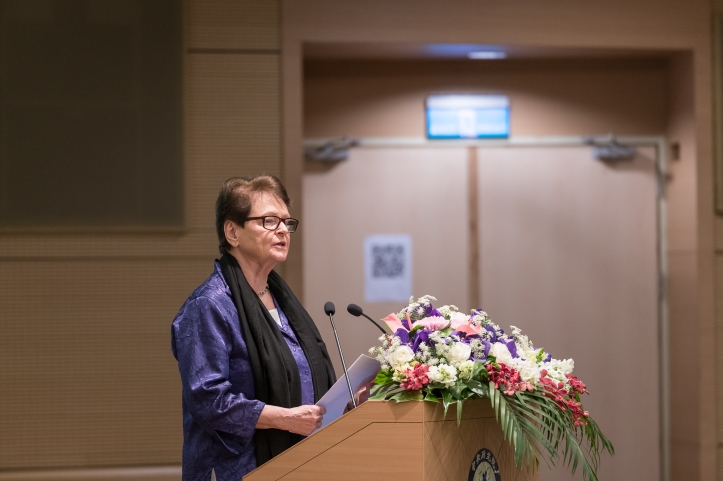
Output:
[0,0,282,478]
[284,1,714,479]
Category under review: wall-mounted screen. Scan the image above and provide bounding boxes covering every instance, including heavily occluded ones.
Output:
[426,94,509,139]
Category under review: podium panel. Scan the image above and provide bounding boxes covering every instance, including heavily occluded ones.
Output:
[245,400,538,481]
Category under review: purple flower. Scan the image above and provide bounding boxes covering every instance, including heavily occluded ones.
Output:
[475,339,491,360]
[412,329,429,352]
[466,335,490,361]
[484,324,498,343]
[429,308,443,317]
[544,352,552,362]
[401,317,413,330]
[481,339,491,358]
[395,328,410,344]
[505,340,519,358]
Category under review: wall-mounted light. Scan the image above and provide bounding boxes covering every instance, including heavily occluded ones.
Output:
[467,51,507,60]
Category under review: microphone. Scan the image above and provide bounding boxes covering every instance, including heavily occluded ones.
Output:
[324,301,356,409]
[347,303,387,334]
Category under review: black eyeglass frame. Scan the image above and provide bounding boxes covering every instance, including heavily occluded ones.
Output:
[244,216,299,233]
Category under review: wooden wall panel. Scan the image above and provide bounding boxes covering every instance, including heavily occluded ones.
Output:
[0,258,211,469]
[187,0,280,51]
[186,53,282,231]
[0,0,283,475]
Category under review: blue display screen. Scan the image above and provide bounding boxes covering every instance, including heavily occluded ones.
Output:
[426,94,509,139]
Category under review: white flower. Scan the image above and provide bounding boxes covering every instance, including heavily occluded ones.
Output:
[446,341,472,366]
[428,364,458,387]
[489,342,514,365]
[438,304,459,317]
[448,311,468,324]
[510,358,542,383]
[389,345,415,368]
[542,358,574,382]
[457,360,475,380]
[469,339,487,359]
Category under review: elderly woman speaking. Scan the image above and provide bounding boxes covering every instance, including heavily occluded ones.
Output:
[172,175,336,481]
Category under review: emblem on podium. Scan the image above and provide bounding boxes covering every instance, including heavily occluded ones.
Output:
[469,448,501,481]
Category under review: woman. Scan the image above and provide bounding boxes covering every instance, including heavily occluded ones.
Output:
[171,175,336,481]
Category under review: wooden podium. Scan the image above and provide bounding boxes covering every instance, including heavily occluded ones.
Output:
[245,399,538,481]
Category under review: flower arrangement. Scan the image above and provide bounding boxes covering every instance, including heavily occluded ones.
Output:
[369,295,614,481]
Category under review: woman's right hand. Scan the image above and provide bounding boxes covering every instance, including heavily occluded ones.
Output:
[256,404,327,436]
[282,405,327,435]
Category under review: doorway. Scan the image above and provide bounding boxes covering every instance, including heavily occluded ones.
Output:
[303,140,661,481]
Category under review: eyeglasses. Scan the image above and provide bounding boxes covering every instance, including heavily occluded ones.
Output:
[245,216,299,233]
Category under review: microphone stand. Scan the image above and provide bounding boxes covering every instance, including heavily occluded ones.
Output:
[324,302,356,409]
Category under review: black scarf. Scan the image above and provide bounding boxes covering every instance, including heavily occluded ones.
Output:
[219,253,336,466]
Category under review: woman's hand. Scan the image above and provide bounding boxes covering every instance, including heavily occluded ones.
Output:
[256,404,327,436]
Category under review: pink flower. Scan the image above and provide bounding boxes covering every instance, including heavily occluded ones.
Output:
[449,314,483,336]
[383,313,406,332]
[539,372,590,426]
[412,316,448,331]
[455,323,482,336]
[400,364,430,390]
[566,373,589,395]
[486,364,534,395]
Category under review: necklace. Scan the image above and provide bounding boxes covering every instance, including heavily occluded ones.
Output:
[257,284,269,297]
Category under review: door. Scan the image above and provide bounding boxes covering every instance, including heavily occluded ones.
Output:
[476,146,659,481]
[303,147,469,374]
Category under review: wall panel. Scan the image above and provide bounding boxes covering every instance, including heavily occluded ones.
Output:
[187,0,279,51]
[0,0,283,475]
[0,259,211,469]
[186,53,282,231]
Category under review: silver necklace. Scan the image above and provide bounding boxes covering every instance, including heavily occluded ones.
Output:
[257,284,269,297]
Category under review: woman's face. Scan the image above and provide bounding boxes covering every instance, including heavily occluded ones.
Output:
[231,192,291,269]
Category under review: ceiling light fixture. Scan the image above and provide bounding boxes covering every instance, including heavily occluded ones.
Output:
[467,51,507,60]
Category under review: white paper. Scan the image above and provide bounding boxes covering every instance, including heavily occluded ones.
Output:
[314,354,381,432]
[364,234,412,303]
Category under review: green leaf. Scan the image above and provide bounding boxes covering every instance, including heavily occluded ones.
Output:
[390,389,423,402]
[408,324,425,336]
[424,390,440,403]
[447,384,466,400]
[369,381,399,400]
[456,399,464,426]
[466,379,489,397]
[441,390,454,419]
[373,369,392,385]
[470,361,487,380]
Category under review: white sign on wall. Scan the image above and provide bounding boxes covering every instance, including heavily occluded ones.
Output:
[364,234,412,303]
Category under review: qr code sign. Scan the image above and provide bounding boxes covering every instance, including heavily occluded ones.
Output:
[364,234,412,302]
[371,244,405,278]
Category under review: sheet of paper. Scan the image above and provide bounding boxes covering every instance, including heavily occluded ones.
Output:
[314,354,381,432]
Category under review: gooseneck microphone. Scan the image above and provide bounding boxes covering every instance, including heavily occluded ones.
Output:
[347,303,387,334]
[324,301,356,409]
